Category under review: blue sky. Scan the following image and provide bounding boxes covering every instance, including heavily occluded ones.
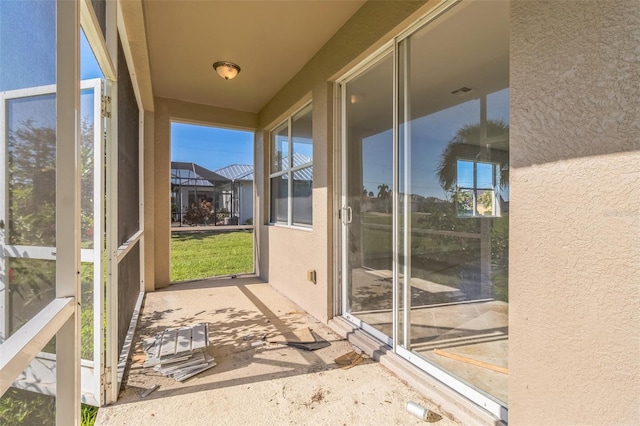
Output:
[0,1,56,91]
[362,88,510,200]
[171,123,253,172]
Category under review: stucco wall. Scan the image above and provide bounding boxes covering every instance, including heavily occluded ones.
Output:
[153,97,257,288]
[510,1,640,424]
[143,110,155,292]
[255,1,434,322]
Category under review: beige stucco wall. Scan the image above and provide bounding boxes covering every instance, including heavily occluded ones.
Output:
[152,97,258,288]
[255,1,434,322]
[510,1,640,424]
[143,110,155,291]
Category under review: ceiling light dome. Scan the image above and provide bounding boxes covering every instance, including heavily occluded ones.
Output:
[213,61,241,80]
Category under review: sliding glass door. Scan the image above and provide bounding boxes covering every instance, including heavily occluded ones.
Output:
[340,0,509,419]
[396,0,510,408]
[341,51,395,344]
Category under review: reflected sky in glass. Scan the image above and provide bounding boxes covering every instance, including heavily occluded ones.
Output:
[457,160,474,188]
[362,128,393,195]
[477,163,494,188]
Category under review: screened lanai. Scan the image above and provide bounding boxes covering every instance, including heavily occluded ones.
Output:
[170,162,230,226]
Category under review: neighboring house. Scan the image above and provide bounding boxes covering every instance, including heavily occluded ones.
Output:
[170,161,229,224]
[214,164,254,225]
[1,1,637,425]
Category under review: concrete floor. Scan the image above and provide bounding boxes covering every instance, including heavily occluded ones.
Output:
[96,276,459,426]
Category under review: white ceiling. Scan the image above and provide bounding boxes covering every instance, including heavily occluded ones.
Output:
[143,0,366,113]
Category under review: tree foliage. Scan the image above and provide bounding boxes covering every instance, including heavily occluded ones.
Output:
[436,119,509,193]
[7,118,96,247]
[7,119,56,246]
[6,117,98,344]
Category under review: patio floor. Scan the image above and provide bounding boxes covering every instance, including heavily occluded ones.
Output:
[95,276,458,425]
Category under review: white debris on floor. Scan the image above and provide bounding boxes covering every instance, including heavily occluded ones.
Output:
[142,323,216,382]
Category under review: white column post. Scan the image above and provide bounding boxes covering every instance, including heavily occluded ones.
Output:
[56,0,81,424]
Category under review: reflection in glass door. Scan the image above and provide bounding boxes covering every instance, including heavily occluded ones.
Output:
[340,0,509,419]
[341,51,395,343]
[396,1,509,410]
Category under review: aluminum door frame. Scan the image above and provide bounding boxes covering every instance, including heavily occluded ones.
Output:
[0,78,105,406]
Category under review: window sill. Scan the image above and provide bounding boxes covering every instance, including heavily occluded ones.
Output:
[268,222,313,232]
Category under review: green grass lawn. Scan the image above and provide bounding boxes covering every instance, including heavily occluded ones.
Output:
[0,388,97,426]
[171,230,253,282]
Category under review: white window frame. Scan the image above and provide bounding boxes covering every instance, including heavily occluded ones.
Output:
[455,159,501,218]
[269,102,313,228]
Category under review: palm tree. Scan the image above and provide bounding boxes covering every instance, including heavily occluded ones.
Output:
[377,183,391,213]
[377,183,390,199]
[436,120,509,192]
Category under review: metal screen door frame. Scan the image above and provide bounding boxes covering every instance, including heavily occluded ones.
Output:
[0,78,105,406]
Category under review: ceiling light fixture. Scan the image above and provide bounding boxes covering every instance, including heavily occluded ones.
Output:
[213,61,241,80]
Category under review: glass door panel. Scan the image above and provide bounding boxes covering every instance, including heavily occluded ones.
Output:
[397,0,509,406]
[342,52,395,343]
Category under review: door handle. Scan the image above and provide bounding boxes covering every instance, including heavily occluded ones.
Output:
[342,206,352,225]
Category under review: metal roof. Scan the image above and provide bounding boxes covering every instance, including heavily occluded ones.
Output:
[173,154,313,188]
[213,158,313,183]
[292,167,313,181]
[268,153,313,181]
[214,164,254,182]
[171,162,230,187]
[290,153,313,181]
